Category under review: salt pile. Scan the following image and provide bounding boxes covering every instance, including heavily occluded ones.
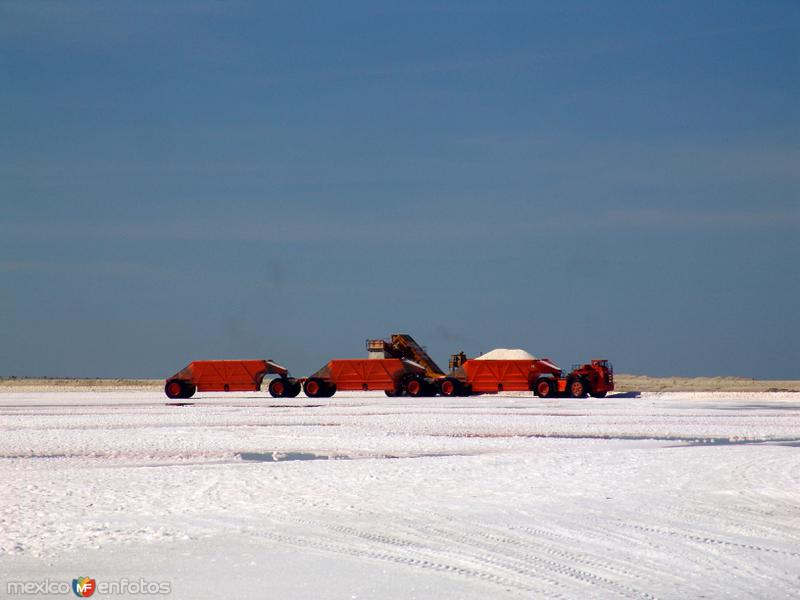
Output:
[474,348,537,360]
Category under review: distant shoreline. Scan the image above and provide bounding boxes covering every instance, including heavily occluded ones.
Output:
[0,375,798,393]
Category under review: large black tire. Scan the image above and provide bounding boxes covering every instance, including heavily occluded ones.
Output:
[268,377,290,398]
[590,390,607,398]
[403,375,425,397]
[182,383,196,399]
[535,378,554,398]
[568,378,588,398]
[285,380,302,398]
[303,378,326,398]
[438,377,462,397]
[321,383,336,398]
[165,380,184,399]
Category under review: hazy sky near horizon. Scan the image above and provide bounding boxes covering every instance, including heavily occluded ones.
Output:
[1,1,798,379]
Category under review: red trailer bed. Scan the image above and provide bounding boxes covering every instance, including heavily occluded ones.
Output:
[165,359,296,399]
[303,358,428,397]
[461,359,553,393]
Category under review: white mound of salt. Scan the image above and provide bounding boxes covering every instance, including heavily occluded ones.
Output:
[474,348,537,361]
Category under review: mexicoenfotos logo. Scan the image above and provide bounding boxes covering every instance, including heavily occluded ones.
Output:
[6,576,171,596]
[72,577,96,597]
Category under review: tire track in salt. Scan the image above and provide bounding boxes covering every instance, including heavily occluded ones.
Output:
[186,513,557,597]
[615,520,800,558]
[418,520,660,599]
[402,510,663,586]
[284,514,659,599]
[245,527,555,597]
[276,516,565,597]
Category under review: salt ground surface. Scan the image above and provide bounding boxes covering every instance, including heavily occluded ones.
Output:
[1,391,799,599]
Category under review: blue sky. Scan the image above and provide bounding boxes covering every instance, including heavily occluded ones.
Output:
[1,1,798,379]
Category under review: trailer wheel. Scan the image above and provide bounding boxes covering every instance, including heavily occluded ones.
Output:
[438,378,461,397]
[568,378,588,398]
[590,391,607,398]
[535,378,554,398]
[268,378,289,398]
[321,383,336,398]
[404,375,424,397]
[285,380,302,398]
[422,382,437,396]
[182,383,196,399]
[303,378,325,398]
[165,380,184,399]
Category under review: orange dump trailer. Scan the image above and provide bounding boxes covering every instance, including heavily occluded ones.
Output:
[438,357,614,398]
[437,358,561,396]
[165,359,300,399]
[303,358,429,398]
